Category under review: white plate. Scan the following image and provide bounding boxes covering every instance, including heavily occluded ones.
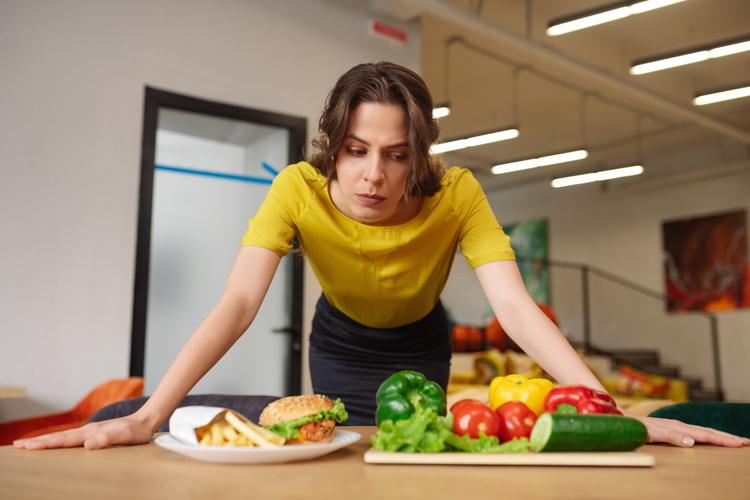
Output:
[155,429,361,464]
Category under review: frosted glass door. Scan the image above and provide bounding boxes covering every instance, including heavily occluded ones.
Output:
[143,108,291,397]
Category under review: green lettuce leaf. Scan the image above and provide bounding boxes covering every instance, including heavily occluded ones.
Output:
[370,407,530,453]
[265,398,348,439]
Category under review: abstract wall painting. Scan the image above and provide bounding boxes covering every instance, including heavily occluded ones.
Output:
[503,218,550,305]
[663,210,750,312]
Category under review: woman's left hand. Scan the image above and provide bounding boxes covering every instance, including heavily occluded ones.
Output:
[623,410,750,448]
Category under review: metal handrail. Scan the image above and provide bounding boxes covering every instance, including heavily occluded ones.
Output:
[515,255,723,400]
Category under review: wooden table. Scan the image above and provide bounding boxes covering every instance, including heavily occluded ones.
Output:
[2,427,749,500]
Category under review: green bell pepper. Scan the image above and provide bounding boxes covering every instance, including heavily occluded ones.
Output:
[375,370,447,426]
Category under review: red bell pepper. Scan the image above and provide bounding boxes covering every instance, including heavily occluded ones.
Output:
[544,385,622,415]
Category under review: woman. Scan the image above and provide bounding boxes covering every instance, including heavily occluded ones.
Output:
[15,62,748,449]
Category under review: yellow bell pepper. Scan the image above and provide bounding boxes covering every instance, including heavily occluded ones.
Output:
[489,374,554,417]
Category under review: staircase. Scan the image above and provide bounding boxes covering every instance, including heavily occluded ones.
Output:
[442,255,725,401]
[585,346,723,402]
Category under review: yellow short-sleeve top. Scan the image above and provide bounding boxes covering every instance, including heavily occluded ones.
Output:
[241,162,515,328]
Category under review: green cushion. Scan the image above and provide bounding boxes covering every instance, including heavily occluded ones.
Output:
[649,402,750,439]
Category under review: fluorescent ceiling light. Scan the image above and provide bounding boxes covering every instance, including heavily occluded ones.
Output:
[630,52,708,75]
[547,7,629,36]
[709,40,750,58]
[492,149,588,175]
[431,128,519,154]
[547,0,685,37]
[551,165,644,188]
[631,35,750,75]
[630,0,685,14]
[693,84,750,106]
[432,105,451,119]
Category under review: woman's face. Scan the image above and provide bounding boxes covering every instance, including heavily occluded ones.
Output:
[330,102,418,226]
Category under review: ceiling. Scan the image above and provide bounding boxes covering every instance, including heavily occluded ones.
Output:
[373,0,750,192]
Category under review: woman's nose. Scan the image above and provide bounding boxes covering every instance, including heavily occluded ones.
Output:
[364,157,385,184]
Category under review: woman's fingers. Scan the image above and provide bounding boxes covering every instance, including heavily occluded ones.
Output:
[13,418,153,450]
[14,427,88,450]
[637,415,749,448]
[710,427,750,446]
[674,422,749,447]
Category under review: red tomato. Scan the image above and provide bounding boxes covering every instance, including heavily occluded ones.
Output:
[449,398,482,416]
[495,401,537,443]
[452,402,501,439]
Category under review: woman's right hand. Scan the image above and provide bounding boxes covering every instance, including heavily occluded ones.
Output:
[13,415,157,451]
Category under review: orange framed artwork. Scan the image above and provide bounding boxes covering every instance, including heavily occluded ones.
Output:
[663,210,750,312]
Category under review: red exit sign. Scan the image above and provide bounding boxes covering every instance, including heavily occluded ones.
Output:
[369,19,407,44]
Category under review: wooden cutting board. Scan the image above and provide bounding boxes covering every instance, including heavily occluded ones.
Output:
[364,448,655,467]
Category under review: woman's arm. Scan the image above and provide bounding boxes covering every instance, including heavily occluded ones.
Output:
[475,260,602,390]
[475,260,749,448]
[14,245,282,450]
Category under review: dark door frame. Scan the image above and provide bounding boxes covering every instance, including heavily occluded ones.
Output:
[130,87,307,396]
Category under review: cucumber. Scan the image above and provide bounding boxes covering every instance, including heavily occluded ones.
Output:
[530,413,648,452]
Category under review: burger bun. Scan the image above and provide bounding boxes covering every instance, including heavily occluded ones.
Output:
[259,395,333,427]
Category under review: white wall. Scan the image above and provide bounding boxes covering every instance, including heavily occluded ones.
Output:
[483,155,750,402]
[0,0,419,422]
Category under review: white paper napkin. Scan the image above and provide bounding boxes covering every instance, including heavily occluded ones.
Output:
[169,406,227,446]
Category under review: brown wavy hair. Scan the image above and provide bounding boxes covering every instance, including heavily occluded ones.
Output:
[309,62,445,198]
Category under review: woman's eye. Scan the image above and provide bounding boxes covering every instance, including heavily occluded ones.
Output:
[391,153,409,161]
[346,148,366,156]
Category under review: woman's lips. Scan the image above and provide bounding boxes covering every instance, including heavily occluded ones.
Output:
[356,194,385,206]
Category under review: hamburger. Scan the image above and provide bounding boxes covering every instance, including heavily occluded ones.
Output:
[259,395,348,445]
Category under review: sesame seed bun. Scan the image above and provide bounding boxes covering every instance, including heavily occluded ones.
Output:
[259,395,334,427]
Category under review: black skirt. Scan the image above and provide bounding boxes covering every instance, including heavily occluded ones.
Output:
[309,294,452,426]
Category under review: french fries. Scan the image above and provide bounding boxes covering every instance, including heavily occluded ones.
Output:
[195,410,285,447]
